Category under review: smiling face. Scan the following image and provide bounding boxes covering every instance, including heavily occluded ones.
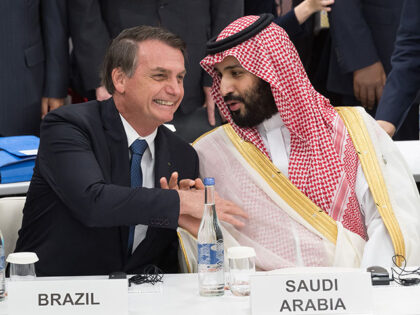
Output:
[214,56,277,128]
[113,40,186,136]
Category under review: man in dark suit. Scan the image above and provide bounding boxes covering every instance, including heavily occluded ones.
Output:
[0,0,68,136]
[68,0,243,143]
[326,0,417,139]
[244,0,278,15]
[376,0,420,139]
[15,26,245,276]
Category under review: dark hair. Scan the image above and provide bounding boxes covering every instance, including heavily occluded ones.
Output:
[101,25,186,94]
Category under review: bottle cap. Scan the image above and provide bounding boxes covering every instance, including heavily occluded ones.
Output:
[227,246,256,259]
[203,177,215,186]
[6,252,39,264]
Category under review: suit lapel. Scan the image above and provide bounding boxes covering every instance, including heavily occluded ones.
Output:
[138,126,174,250]
[100,98,131,261]
[154,126,174,185]
[100,97,130,186]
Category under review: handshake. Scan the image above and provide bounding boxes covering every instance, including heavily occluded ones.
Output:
[159,172,248,236]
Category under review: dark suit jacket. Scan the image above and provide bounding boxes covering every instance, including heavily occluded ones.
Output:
[68,0,243,115]
[375,0,420,135]
[0,0,68,136]
[327,0,403,100]
[274,11,304,40]
[15,98,199,276]
[244,0,277,15]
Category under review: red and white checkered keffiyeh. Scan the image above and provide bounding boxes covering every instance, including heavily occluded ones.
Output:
[201,16,366,240]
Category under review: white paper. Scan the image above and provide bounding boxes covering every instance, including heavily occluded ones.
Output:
[7,278,128,315]
[251,270,373,315]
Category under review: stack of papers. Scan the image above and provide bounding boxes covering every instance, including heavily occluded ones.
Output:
[0,136,39,184]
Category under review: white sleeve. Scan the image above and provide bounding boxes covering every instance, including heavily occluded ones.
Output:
[356,165,394,268]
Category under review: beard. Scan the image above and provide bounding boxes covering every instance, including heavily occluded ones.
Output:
[223,79,277,128]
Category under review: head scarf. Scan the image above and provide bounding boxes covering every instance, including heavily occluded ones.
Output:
[201,15,366,240]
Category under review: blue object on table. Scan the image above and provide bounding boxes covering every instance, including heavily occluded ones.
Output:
[0,136,39,183]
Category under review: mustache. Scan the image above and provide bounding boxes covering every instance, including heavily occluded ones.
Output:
[223,93,244,104]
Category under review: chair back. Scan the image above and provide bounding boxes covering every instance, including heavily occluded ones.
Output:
[0,197,25,258]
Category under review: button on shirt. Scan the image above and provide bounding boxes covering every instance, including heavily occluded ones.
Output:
[120,114,157,253]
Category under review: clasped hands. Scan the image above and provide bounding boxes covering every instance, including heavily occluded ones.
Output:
[160,172,248,236]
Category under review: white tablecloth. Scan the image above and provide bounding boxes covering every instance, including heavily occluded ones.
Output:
[1,273,420,315]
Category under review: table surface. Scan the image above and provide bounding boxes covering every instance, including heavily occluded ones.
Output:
[1,273,420,315]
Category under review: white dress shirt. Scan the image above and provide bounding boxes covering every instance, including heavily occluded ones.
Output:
[257,114,394,267]
[120,114,157,253]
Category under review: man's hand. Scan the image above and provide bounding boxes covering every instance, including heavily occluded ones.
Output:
[96,86,112,101]
[353,61,386,110]
[178,214,202,237]
[305,0,334,12]
[203,86,216,126]
[376,120,396,137]
[41,97,65,118]
[295,0,334,24]
[178,189,247,228]
[160,172,201,190]
[160,172,248,228]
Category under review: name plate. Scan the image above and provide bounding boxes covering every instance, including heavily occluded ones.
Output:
[7,278,128,315]
[250,271,372,314]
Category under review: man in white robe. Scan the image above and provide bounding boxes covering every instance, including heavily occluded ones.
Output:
[179,15,420,271]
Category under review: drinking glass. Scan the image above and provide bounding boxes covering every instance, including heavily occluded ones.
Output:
[227,246,256,296]
[6,252,38,280]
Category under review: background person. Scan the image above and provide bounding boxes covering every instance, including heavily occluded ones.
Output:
[67,0,243,143]
[326,0,417,140]
[375,0,420,139]
[0,0,68,136]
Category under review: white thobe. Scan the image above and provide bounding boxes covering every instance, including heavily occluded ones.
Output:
[257,114,394,268]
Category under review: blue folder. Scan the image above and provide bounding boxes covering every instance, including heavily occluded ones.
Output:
[0,136,39,184]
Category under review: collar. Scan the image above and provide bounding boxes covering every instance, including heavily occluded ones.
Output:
[257,113,285,135]
[119,114,157,159]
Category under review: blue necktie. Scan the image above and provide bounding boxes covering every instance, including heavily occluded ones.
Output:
[128,139,148,254]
